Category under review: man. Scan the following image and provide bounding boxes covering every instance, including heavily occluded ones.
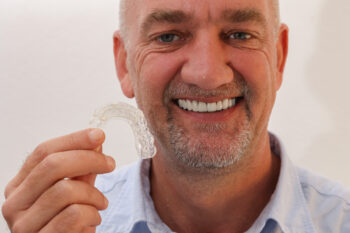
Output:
[2,0,349,232]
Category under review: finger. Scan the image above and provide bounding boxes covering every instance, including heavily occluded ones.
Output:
[39,204,101,233]
[81,227,97,233]
[95,145,103,153]
[73,145,103,185]
[73,174,98,186]
[5,128,105,198]
[6,150,115,211]
[17,179,108,233]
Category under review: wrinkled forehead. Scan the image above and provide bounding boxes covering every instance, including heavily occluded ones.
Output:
[127,0,273,27]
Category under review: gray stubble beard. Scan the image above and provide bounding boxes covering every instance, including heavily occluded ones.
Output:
[167,114,253,170]
[158,79,254,171]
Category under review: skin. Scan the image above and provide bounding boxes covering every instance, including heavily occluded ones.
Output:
[2,129,115,233]
[2,0,288,232]
[114,0,288,232]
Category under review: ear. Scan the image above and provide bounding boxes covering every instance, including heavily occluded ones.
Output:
[113,31,135,98]
[275,24,289,91]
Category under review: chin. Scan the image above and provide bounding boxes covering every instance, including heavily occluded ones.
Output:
[167,120,253,169]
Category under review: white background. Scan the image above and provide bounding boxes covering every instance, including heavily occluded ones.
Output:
[1,0,350,231]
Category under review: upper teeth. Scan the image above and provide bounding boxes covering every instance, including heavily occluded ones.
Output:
[177,98,237,112]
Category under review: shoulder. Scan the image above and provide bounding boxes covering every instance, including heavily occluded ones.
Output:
[297,167,350,232]
[297,166,350,205]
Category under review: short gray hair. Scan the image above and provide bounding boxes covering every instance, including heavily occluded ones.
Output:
[118,0,280,42]
[272,0,281,31]
[119,0,128,40]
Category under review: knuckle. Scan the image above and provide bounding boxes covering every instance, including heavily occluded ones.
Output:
[52,180,74,198]
[55,222,76,233]
[12,221,25,233]
[4,183,13,199]
[64,204,83,222]
[33,143,49,159]
[39,154,59,173]
[54,205,83,232]
[61,204,101,228]
[4,177,21,199]
[1,200,12,222]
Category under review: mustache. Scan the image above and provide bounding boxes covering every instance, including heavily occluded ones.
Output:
[163,77,249,102]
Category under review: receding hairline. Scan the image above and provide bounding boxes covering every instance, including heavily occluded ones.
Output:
[119,0,280,41]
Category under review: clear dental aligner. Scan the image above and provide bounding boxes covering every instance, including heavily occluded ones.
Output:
[89,102,156,159]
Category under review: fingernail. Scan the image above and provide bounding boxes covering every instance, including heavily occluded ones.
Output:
[107,156,116,169]
[94,145,102,152]
[89,128,104,142]
[104,197,109,207]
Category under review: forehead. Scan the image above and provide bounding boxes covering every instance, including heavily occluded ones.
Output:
[129,0,272,25]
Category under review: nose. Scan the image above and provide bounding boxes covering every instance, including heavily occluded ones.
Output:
[180,29,233,90]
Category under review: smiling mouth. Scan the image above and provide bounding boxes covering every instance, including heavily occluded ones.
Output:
[174,97,243,113]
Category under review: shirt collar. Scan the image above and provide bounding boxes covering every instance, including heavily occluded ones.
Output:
[99,133,317,233]
[246,133,317,233]
[98,158,173,233]
[129,159,173,232]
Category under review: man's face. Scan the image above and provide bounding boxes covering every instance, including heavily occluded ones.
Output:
[115,0,288,169]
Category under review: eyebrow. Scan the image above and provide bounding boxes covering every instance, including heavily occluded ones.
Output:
[140,8,267,35]
[141,9,193,35]
[222,9,267,26]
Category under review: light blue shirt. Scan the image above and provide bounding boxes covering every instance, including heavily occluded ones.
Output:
[95,134,350,233]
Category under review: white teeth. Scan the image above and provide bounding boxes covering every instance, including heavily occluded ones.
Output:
[207,103,216,112]
[216,101,223,111]
[177,98,239,113]
[192,100,199,111]
[228,99,233,108]
[179,99,186,109]
[186,100,192,111]
[222,99,228,109]
[198,102,207,112]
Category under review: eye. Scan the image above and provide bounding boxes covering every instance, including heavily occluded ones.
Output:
[157,33,180,43]
[229,32,252,40]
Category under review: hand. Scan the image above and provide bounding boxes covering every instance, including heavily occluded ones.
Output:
[2,128,116,233]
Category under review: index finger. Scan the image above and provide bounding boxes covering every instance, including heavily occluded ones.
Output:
[5,128,105,198]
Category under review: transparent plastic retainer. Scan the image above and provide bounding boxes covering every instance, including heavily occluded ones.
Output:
[89,102,156,159]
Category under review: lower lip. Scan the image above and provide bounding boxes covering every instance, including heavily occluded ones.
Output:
[173,99,244,122]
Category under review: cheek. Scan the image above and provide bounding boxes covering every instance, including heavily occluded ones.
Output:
[230,50,273,92]
[134,52,185,142]
[138,52,184,104]
[229,49,276,116]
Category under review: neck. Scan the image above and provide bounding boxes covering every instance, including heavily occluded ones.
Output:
[150,132,281,233]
